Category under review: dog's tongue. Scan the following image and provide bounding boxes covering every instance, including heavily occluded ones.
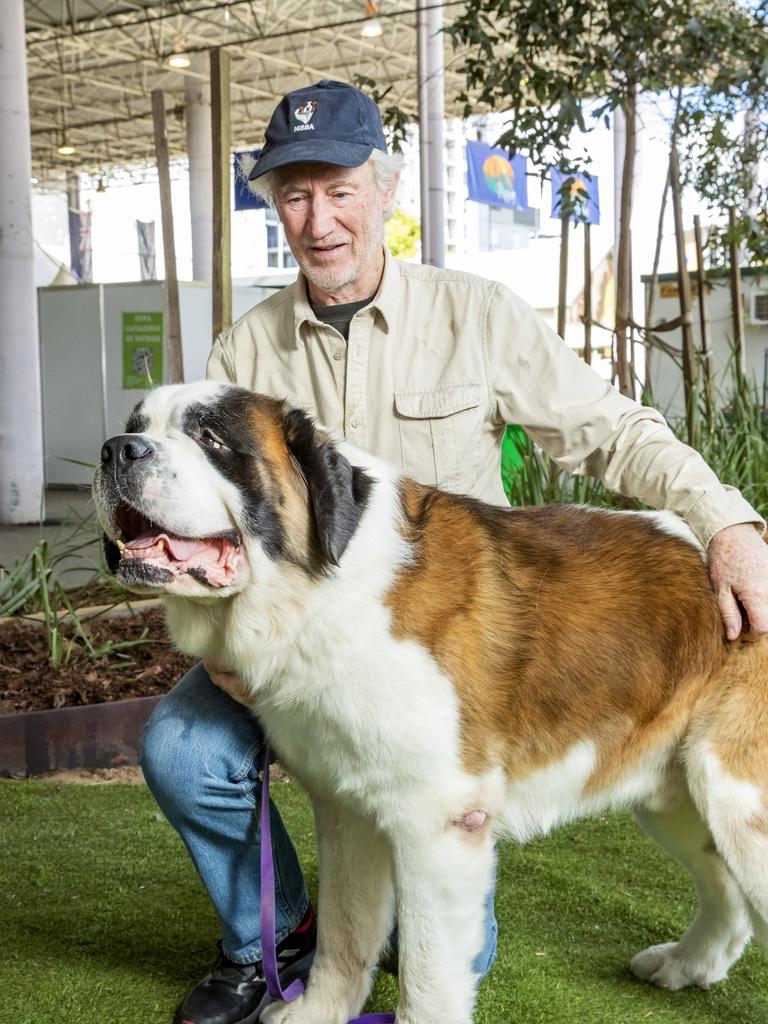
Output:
[125,530,204,561]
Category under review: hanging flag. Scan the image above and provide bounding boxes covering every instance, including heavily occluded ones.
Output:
[233,150,268,211]
[550,168,600,225]
[466,141,528,211]
[136,220,157,281]
[68,208,92,283]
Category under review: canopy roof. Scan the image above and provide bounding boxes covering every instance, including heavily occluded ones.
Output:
[26,0,474,186]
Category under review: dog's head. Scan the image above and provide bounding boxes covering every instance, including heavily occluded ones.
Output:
[93,382,373,598]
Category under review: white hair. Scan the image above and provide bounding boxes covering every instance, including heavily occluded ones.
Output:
[248,148,403,208]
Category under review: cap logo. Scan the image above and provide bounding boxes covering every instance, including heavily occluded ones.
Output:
[293,100,318,131]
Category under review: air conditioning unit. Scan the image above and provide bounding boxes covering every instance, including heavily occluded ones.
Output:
[748,291,768,325]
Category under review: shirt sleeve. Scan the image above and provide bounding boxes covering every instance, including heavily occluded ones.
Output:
[206,331,237,383]
[484,282,764,547]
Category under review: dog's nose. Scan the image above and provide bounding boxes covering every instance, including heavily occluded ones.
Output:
[100,435,155,466]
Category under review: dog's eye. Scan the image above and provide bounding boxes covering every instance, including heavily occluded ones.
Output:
[200,428,227,452]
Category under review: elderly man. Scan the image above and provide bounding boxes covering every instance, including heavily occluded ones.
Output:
[140,80,768,1024]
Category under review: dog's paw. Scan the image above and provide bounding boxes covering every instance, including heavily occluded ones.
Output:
[630,942,732,991]
[259,995,304,1024]
[260,994,348,1024]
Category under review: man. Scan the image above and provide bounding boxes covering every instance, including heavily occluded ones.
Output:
[140,80,768,1024]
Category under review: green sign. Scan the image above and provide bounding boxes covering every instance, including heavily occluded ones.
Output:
[122,311,164,389]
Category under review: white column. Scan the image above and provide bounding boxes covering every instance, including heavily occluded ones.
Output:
[185,53,213,282]
[0,0,45,523]
[417,0,445,268]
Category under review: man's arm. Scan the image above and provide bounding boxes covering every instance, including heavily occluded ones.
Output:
[485,284,768,640]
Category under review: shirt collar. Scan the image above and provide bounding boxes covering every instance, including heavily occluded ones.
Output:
[292,245,400,344]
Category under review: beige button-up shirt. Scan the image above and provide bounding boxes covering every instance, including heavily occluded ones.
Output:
[207,247,762,547]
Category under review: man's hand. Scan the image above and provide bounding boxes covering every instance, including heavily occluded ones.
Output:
[708,523,768,641]
[203,659,252,707]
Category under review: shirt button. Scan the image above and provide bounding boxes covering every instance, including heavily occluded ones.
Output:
[333,350,343,361]
[350,418,359,429]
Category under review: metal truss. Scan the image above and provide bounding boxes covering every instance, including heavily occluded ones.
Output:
[25,0,479,187]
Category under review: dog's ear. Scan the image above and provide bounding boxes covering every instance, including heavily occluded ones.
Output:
[283,407,373,566]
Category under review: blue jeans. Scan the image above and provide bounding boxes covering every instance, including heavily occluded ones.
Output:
[140,664,498,976]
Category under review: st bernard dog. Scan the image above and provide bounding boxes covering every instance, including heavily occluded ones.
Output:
[94,380,768,1024]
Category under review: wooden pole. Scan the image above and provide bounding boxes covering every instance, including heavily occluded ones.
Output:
[151,89,183,384]
[728,206,747,390]
[210,48,232,343]
[615,87,636,398]
[669,142,697,445]
[583,222,592,365]
[644,160,671,396]
[693,214,715,427]
[557,210,569,340]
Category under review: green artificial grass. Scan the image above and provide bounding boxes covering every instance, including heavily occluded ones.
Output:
[2,778,767,1024]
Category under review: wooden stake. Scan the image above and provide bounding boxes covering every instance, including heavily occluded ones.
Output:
[644,160,671,394]
[557,210,569,340]
[669,142,697,445]
[583,222,592,365]
[211,48,232,344]
[615,88,636,398]
[151,89,184,384]
[693,214,715,427]
[728,206,747,388]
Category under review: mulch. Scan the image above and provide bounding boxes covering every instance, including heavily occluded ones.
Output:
[0,606,195,715]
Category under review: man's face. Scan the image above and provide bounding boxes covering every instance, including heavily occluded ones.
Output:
[273,160,397,301]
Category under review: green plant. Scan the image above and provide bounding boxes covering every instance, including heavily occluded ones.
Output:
[502,369,768,520]
[0,513,152,667]
[385,208,421,259]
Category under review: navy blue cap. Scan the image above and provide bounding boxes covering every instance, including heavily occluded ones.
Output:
[248,80,388,180]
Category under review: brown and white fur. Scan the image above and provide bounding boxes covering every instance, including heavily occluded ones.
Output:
[93,381,768,1024]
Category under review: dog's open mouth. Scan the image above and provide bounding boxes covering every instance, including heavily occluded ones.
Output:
[113,502,242,588]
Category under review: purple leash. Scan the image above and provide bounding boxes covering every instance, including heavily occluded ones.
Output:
[260,747,395,1023]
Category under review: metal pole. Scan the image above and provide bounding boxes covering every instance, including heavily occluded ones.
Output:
[416,1,430,267]
[185,54,213,282]
[0,0,45,523]
[417,0,445,268]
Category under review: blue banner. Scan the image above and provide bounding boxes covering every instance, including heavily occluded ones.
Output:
[68,208,92,283]
[550,168,600,225]
[233,150,268,211]
[466,141,528,211]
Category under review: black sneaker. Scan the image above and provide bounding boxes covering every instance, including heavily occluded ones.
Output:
[179,907,316,1024]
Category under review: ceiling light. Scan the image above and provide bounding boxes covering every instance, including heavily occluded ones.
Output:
[167,52,192,69]
[57,140,77,156]
[166,37,192,69]
[361,0,383,37]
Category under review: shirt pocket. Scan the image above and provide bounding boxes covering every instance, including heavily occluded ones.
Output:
[394,382,483,491]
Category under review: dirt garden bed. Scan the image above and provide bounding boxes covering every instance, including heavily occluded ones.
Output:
[0,587,197,776]
[0,603,194,715]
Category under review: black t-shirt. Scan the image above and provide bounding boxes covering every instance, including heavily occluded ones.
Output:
[309,294,376,341]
